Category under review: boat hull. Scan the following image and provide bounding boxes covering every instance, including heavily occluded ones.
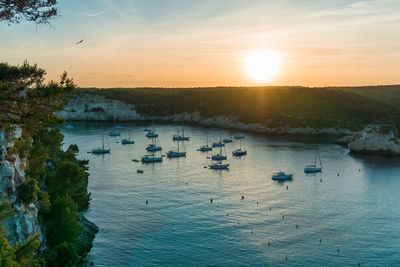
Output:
[122,140,135,145]
[141,157,163,163]
[212,155,227,161]
[209,164,229,170]
[304,167,322,173]
[199,146,212,152]
[92,149,111,154]
[109,132,120,137]
[167,151,186,158]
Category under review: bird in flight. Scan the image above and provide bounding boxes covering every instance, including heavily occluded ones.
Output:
[76,39,84,45]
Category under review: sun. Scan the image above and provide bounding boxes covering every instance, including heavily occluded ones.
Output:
[245,49,280,83]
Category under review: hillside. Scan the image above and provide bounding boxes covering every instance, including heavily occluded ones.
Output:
[75,86,400,130]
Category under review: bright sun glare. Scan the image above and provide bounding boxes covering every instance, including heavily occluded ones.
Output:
[245,49,280,83]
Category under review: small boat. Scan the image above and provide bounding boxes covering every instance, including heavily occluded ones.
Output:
[144,128,151,132]
[212,154,227,160]
[172,118,190,141]
[232,149,247,157]
[223,138,233,143]
[109,115,121,136]
[232,139,247,157]
[141,154,163,163]
[209,161,229,170]
[115,126,124,129]
[132,159,140,162]
[272,172,293,181]
[146,131,158,138]
[199,134,212,151]
[137,169,144,173]
[92,134,111,154]
[212,134,225,147]
[234,134,245,139]
[304,152,323,173]
[146,144,162,152]
[167,140,186,158]
[146,136,162,151]
[122,130,135,145]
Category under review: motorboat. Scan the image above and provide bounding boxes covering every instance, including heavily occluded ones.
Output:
[272,172,293,181]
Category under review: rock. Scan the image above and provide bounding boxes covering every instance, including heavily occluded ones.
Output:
[348,124,400,155]
[77,213,98,265]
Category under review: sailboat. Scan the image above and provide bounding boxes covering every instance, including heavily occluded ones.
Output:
[109,115,121,136]
[167,140,186,158]
[122,130,135,145]
[212,134,225,147]
[232,139,247,157]
[199,134,212,152]
[92,134,111,154]
[234,134,245,139]
[146,136,162,152]
[304,152,322,173]
[141,153,163,163]
[145,119,158,138]
[223,137,233,143]
[209,160,229,170]
[212,144,227,161]
[173,118,190,141]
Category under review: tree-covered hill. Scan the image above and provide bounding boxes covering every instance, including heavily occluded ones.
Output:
[76,86,400,130]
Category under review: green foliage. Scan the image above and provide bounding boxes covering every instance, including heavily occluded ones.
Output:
[17,177,40,204]
[0,0,57,24]
[77,86,400,130]
[46,194,81,248]
[40,191,51,215]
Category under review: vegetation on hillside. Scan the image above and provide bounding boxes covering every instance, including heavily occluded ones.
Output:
[1,62,92,266]
[77,86,400,130]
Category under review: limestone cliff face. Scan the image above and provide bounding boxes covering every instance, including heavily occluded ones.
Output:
[348,125,400,154]
[0,126,43,247]
[59,94,353,136]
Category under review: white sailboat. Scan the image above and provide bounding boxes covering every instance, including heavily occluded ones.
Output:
[141,153,163,163]
[212,134,225,147]
[146,136,162,152]
[122,129,135,145]
[109,115,121,136]
[173,118,190,141]
[167,140,186,158]
[209,161,229,170]
[232,139,247,157]
[92,134,111,154]
[199,134,212,152]
[212,144,227,161]
[304,152,322,173]
[145,119,158,138]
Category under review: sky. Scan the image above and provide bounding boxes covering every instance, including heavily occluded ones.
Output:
[0,0,399,87]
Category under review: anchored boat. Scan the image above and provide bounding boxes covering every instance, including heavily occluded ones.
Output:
[122,130,135,145]
[304,152,322,173]
[92,134,111,154]
[272,172,293,181]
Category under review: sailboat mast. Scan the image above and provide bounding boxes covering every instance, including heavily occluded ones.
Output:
[319,152,322,168]
[102,134,105,150]
[315,152,317,166]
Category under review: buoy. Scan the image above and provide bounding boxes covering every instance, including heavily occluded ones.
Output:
[146,200,148,205]
[238,221,240,224]
[320,239,322,243]
[286,185,288,190]
[270,207,272,211]
[337,248,340,254]
[186,182,188,186]
[296,224,298,228]
[337,173,339,176]
[257,201,259,205]
[227,213,229,216]
[286,256,288,261]
[268,242,270,246]
[282,215,285,219]
[358,262,360,266]
[251,231,253,235]
[241,196,245,200]
[359,169,361,172]
[320,179,322,182]
[210,198,213,203]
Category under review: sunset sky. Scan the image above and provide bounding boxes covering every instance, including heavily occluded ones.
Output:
[1,0,399,87]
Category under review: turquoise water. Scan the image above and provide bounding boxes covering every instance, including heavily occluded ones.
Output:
[62,122,400,267]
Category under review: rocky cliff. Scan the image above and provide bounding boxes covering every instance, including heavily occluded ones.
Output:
[0,126,43,247]
[59,94,353,136]
[348,125,400,155]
